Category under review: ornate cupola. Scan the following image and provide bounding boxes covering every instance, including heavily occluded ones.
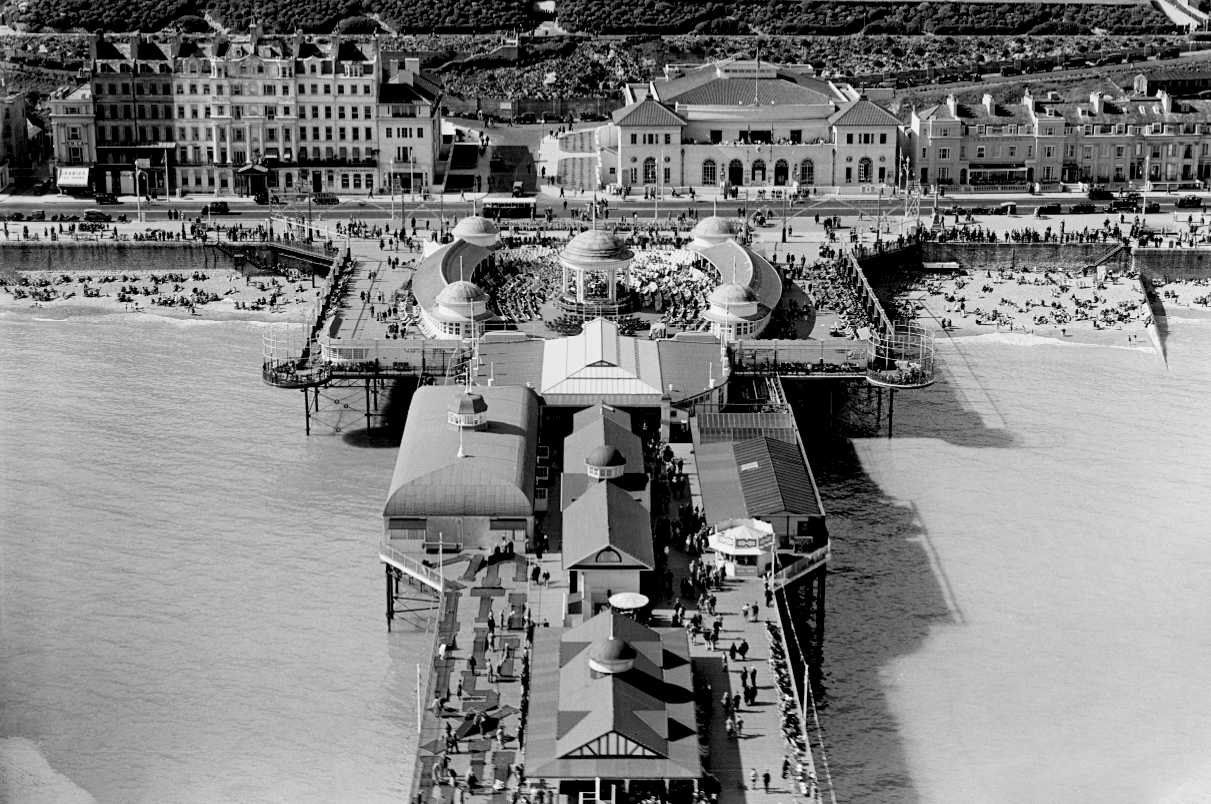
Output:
[447,391,487,430]
[585,444,626,481]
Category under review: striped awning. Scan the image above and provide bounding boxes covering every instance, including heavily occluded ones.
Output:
[57,167,91,187]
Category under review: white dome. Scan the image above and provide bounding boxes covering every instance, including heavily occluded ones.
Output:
[436,280,487,306]
[708,282,755,307]
[452,216,500,246]
[692,216,739,245]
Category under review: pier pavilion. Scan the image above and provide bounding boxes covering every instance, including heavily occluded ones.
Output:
[525,613,700,803]
[560,404,649,510]
[382,385,538,560]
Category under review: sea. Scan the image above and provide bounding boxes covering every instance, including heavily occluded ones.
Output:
[3,251,1211,802]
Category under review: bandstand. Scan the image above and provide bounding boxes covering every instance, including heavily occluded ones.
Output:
[557,229,635,320]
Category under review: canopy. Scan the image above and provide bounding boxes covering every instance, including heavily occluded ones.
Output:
[708,518,775,556]
[57,167,90,188]
[608,592,649,611]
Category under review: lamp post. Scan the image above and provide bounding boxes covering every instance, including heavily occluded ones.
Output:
[389,158,396,230]
[134,159,149,223]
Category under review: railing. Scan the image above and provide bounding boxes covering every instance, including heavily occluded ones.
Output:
[379,540,445,594]
[262,358,332,388]
[866,322,937,389]
[770,545,831,591]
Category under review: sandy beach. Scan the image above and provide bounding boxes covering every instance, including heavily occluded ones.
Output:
[0,267,320,323]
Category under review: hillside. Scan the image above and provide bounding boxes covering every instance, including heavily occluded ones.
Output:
[10,0,1181,35]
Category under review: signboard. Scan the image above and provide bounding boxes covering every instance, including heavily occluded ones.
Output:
[134,158,151,169]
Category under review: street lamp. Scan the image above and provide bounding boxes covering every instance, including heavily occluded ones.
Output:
[134,162,148,223]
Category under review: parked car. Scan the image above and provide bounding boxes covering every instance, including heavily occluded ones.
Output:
[1036,203,1062,215]
[201,201,231,214]
[514,113,537,124]
[1069,202,1097,214]
[313,192,339,205]
[1144,202,1162,214]
[28,209,47,221]
[94,192,120,205]
[1107,199,1139,212]
[1088,187,1115,201]
[1176,194,1204,209]
[83,209,112,222]
[253,190,269,205]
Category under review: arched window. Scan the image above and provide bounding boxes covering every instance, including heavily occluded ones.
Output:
[774,159,789,186]
[643,156,657,185]
[701,159,717,186]
[858,157,873,183]
[728,159,744,186]
[799,159,814,185]
[752,159,766,183]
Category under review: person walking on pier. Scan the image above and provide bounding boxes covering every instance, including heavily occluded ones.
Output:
[762,770,771,792]
[739,639,750,661]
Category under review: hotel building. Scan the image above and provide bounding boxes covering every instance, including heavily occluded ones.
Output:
[910,79,1211,192]
[52,33,440,199]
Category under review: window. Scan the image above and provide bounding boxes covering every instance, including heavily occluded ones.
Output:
[642,156,656,184]
[937,147,951,160]
[701,159,717,185]
[976,146,985,159]
[879,132,887,144]
[846,133,854,145]
[751,159,766,183]
[799,158,814,185]
[858,157,873,183]
[664,133,671,145]
[630,133,637,145]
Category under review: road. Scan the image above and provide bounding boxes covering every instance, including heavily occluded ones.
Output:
[2,190,1208,225]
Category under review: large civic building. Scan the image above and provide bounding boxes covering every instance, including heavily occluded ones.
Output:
[555,58,902,194]
[49,31,441,198]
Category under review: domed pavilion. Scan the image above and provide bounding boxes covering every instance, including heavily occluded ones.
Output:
[558,229,635,313]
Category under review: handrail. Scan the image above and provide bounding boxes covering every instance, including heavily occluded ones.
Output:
[770,545,831,590]
[379,541,445,594]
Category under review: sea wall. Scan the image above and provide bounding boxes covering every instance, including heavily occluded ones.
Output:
[0,243,225,278]
[920,242,1130,273]
[1134,248,1211,282]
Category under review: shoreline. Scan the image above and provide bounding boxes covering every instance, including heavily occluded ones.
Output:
[0,266,319,324]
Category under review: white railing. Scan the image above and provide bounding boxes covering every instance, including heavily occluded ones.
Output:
[770,545,831,590]
[379,540,445,593]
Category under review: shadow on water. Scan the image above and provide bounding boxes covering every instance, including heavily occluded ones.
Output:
[782,381,989,803]
[339,377,417,448]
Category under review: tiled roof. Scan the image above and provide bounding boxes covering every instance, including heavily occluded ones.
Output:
[379,81,438,104]
[670,77,832,107]
[561,481,655,570]
[611,98,685,127]
[829,99,900,127]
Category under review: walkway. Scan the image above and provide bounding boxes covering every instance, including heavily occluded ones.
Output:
[652,444,822,804]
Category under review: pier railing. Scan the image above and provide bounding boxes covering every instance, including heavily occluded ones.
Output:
[770,545,831,591]
[866,322,937,389]
[379,540,445,594]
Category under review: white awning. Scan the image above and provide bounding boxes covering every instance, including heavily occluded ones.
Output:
[57,167,90,188]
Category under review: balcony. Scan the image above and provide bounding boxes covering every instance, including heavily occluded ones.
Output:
[297,156,378,168]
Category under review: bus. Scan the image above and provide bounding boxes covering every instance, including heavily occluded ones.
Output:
[482,194,536,220]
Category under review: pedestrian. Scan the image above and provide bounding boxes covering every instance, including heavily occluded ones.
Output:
[468,655,477,675]
[729,642,738,662]
[781,756,790,779]
[751,602,760,621]
[739,639,749,660]
[736,715,744,736]
[750,769,757,789]
[741,602,750,620]
[762,770,770,792]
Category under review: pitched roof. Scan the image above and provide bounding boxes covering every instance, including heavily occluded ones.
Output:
[695,437,824,525]
[526,614,699,780]
[670,76,833,107]
[611,98,685,127]
[561,481,655,570]
[829,99,900,127]
[562,407,644,476]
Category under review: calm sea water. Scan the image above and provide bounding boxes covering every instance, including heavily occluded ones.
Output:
[2,300,1210,801]
[0,311,430,803]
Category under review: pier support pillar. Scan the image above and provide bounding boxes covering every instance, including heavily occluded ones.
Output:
[365,380,372,432]
[303,388,311,436]
[876,386,883,430]
[887,388,895,438]
[386,563,395,632]
[813,568,827,671]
